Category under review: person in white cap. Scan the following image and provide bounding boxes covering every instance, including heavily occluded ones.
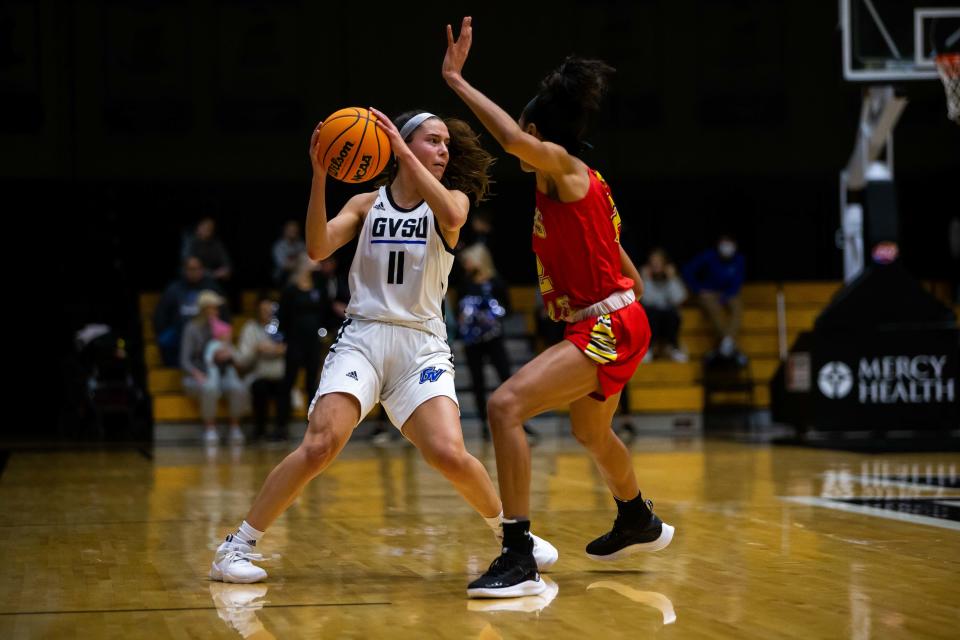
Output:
[181,290,248,444]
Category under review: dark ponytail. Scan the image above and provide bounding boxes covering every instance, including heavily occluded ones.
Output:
[521,56,615,154]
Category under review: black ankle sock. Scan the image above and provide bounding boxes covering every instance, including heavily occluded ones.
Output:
[615,492,652,526]
[501,519,534,554]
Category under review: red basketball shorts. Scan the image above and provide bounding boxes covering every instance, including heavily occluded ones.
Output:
[564,301,651,399]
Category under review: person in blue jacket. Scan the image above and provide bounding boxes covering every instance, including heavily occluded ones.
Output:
[682,233,745,360]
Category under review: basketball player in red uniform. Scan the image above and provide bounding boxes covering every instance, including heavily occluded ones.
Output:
[444,17,675,598]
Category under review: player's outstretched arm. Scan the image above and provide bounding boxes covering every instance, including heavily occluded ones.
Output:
[442,17,578,178]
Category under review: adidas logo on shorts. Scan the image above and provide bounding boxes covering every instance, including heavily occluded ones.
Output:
[346,371,359,381]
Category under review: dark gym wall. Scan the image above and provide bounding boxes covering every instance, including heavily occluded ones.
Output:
[3,0,958,315]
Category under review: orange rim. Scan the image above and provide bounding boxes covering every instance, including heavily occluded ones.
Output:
[936,52,960,77]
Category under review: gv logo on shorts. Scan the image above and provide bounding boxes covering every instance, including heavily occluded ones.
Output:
[419,367,445,384]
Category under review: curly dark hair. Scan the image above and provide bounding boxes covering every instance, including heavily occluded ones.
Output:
[521,56,616,155]
[378,110,494,204]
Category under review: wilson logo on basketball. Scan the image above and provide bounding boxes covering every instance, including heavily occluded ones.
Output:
[328,141,354,176]
[317,107,389,183]
[352,155,373,181]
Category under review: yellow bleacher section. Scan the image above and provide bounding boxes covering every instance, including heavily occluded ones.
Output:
[142,279,952,421]
[503,281,843,414]
[506,285,540,335]
[632,281,842,412]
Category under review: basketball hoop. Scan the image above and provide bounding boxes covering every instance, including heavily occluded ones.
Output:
[935,52,960,124]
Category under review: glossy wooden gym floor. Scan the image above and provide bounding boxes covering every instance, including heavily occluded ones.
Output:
[1,435,957,639]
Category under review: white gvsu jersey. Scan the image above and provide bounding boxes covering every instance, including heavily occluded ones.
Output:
[345,186,455,337]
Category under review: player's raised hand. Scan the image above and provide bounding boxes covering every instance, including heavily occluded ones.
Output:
[443,17,473,82]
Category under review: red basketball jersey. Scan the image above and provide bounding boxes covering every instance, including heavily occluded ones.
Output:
[532,169,634,321]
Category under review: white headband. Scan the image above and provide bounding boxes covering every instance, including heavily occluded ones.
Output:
[399,112,437,140]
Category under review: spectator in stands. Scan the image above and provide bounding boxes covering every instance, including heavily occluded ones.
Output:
[682,233,746,360]
[153,255,227,366]
[183,217,233,285]
[181,290,248,445]
[458,244,537,442]
[278,255,329,427]
[467,209,494,247]
[236,294,288,441]
[641,248,688,362]
[272,220,306,287]
[204,316,235,380]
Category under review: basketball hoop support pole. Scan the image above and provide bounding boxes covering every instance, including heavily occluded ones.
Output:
[839,85,907,281]
[844,86,907,190]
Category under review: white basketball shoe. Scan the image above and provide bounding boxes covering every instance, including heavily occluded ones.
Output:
[209,535,267,584]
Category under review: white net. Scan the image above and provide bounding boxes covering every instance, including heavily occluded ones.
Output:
[935,53,960,124]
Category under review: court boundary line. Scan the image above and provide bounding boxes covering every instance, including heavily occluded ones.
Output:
[781,496,960,531]
[0,601,392,617]
[0,508,637,529]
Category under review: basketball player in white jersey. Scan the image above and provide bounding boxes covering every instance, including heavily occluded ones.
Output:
[209,108,557,585]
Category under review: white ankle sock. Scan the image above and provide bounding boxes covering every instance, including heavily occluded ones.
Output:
[483,511,504,533]
[233,520,264,546]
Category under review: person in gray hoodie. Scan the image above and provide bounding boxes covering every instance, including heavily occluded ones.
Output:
[236,295,288,441]
[640,248,688,361]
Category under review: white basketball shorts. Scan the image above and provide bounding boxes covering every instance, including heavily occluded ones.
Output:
[308,318,458,429]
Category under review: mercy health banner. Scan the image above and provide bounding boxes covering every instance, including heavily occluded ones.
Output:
[810,329,958,430]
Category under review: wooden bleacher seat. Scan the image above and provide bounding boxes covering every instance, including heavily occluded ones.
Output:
[148,368,182,393]
[739,282,779,307]
[782,281,842,306]
[679,333,790,359]
[506,286,540,336]
[629,385,704,413]
[152,393,312,422]
[627,362,701,413]
[145,344,162,368]
[139,292,161,317]
[507,285,539,314]
[142,319,155,341]
[631,361,699,385]
[143,281,845,421]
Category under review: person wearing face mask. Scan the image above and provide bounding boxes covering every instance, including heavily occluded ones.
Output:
[682,233,746,360]
[640,249,688,362]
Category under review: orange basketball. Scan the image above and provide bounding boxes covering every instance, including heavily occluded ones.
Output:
[317,107,391,183]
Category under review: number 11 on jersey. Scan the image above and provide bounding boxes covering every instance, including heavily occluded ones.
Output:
[387,250,405,284]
